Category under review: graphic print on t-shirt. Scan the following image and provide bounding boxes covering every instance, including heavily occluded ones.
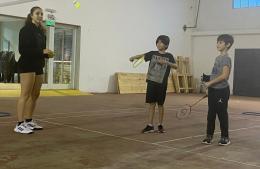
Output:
[147,55,169,84]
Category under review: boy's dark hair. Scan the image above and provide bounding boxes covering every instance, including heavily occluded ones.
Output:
[156,35,170,50]
[217,34,234,49]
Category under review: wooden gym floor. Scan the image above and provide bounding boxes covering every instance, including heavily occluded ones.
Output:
[0,94,260,169]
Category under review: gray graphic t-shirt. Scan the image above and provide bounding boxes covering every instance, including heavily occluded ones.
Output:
[210,54,232,89]
[144,51,175,85]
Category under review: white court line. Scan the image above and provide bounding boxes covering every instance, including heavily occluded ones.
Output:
[35,107,145,117]
[34,105,183,117]
[154,134,206,144]
[0,106,257,126]
[229,115,260,122]
[154,125,260,144]
[1,108,259,125]
[38,119,260,168]
[0,107,180,125]
[0,107,147,124]
[39,111,146,120]
[0,105,183,119]
[37,110,260,152]
[0,105,202,121]
[39,107,182,120]
[0,107,146,120]
[0,103,244,120]
[0,108,245,125]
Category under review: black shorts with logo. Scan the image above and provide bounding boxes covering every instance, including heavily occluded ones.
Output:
[146,81,167,105]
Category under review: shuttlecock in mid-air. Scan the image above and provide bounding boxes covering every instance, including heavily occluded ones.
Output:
[73,0,81,9]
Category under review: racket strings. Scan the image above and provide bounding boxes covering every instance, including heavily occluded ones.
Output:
[176,104,192,119]
[176,95,207,120]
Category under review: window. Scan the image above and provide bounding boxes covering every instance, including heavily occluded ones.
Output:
[233,0,260,8]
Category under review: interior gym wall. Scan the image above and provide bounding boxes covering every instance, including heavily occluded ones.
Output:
[191,0,260,94]
[0,0,196,93]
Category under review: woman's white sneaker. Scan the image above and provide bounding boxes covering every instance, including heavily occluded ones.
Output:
[14,123,34,134]
[25,120,43,130]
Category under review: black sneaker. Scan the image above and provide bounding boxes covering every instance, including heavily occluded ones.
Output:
[142,125,154,133]
[157,125,166,133]
[218,137,231,146]
[202,135,213,145]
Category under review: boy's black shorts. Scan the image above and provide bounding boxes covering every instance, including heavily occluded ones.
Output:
[146,81,167,105]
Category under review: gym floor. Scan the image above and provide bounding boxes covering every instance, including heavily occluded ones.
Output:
[0,94,260,169]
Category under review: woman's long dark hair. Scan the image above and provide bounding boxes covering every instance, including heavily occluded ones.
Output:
[25,6,46,33]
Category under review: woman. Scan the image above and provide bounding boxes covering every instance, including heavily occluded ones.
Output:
[14,6,54,134]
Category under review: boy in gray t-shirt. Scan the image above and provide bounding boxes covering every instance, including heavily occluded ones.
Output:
[202,34,234,146]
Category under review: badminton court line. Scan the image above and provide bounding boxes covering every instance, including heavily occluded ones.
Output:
[38,119,260,168]
[0,108,249,126]
[34,105,183,117]
[0,107,180,125]
[0,105,183,119]
[1,108,259,126]
[154,125,260,144]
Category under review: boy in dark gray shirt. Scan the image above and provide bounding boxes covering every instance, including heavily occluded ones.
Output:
[129,35,177,133]
[202,34,234,146]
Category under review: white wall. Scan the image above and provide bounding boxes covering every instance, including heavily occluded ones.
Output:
[191,0,260,94]
[192,32,260,93]
[0,0,196,93]
[197,0,260,31]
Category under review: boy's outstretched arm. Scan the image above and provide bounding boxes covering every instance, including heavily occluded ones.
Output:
[129,54,144,62]
[205,66,230,88]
